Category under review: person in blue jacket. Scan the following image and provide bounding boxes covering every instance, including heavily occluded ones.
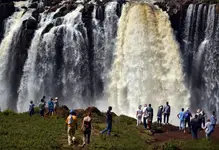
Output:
[48,98,54,116]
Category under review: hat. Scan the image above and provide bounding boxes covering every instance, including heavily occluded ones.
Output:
[55,97,58,100]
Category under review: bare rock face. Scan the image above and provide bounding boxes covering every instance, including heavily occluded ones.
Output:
[85,106,102,116]
[0,0,15,42]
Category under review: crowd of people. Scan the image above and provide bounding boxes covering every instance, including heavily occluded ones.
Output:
[26,98,218,147]
[136,102,171,129]
[28,96,59,117]
[136,102,217,139]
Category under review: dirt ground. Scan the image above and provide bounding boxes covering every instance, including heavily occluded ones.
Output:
[153,125,219,143]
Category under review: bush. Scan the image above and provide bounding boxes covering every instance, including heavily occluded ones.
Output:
[34,107,40,114]
[2,109,16,116]
[163,143,178,150]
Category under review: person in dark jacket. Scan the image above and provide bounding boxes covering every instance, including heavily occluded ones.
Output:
[100,106,113,136]
[191,114,200,139]
[163,102,171,124]
[147,104,153,129]
[157,105,163,126]
[184,107,192,133]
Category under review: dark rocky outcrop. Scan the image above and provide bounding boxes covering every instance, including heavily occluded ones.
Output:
[85,106,102,116]
[0,1,15,43]
[28,2,38,9]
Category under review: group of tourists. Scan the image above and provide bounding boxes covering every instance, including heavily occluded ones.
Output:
[177,107,217,139]
[65,106,113,147]
[136,102,171,129]
[28,96,59,117]
[136,102,217,139]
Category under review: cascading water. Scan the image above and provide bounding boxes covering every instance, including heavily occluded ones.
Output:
[17,7,64,112]
[92,2,118,101]
[182,4,219,115]
[0,1,32,110]
[109,3,189,123]
[17,5,91,112]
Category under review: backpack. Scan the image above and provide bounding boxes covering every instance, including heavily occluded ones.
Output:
[184,112,189,120]
[68,115,74,125]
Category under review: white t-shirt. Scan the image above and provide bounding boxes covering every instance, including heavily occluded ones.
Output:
[143,107,148,117]
[205,122,212,134]
[137,109,143,118]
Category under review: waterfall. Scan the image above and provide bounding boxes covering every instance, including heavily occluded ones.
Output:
[0,1,32,110]
[182,4,219,115]
[109,3,189,123]
[92,2,119,101]
[17,5,91,112]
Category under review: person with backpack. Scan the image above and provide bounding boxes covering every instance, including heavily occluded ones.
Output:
[65,110,78,146]
[177,108,185,130]
[163,102,171,124]
[190,114,200,139]
[81,112,92,147]
[184,107,192,133]
[29,101,35,116]
[211,111,217,131]
[48,98,54,116]
[157,105,163,126]
[39,99,46,117]
[136,105,143,126]
[143,104,148,129]
[146,104,153,129]
[100,106,113,136]
[203,119,213,139]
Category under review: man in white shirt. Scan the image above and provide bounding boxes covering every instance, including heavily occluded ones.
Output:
[143,104,148,129]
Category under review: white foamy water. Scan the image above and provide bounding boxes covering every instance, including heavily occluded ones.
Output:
[108,3,190,124]
[0,1,32,110]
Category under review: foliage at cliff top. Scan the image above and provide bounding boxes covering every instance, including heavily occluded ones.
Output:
[1,109,219,150]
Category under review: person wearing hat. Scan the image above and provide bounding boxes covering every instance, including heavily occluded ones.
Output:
[54,97,59,114]
[65,110,78,145]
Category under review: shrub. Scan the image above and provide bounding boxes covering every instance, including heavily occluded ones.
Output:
[2,109,16,116]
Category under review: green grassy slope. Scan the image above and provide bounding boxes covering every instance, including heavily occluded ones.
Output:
[1,109,219,150]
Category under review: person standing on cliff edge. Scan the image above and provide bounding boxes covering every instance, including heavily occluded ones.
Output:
[163,102,171,124]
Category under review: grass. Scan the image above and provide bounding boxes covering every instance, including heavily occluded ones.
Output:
[0,110,64,150]
[1,109,219,150]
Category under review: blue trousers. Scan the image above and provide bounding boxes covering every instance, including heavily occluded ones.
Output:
[143,117,147,129]
[101,122,112,135]
[179,120,184,130]
[191,129,198,139]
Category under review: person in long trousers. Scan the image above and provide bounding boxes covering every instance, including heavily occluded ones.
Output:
[163,102,171,124]
[100,106,113,136]
[143,104,148,129]
[136,105,143,126]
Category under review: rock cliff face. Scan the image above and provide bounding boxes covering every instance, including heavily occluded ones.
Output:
[0,0,15,42]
